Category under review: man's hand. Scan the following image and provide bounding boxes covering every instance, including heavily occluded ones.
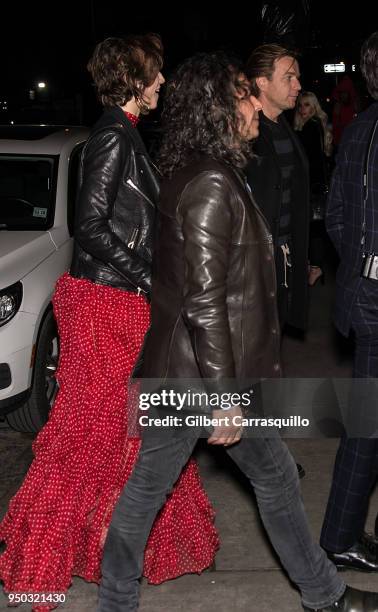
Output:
[207,406,243,447]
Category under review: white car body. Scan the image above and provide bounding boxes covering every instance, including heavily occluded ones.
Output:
[0,126,89,419]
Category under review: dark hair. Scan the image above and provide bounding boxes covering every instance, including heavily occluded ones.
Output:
[87,34,163,108]
[245,43,300,97]
[157,51,251,178]
[360,31,378,100]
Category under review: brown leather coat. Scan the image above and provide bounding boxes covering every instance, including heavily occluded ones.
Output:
[138,156,282,384]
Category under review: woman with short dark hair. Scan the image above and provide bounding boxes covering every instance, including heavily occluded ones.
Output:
[0,35,218,610]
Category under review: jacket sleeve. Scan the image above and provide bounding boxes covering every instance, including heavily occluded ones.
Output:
[178,170,237,390]
[75,129,151,294]
[326,143,346,256]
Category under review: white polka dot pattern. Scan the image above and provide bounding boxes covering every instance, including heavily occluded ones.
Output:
[0,273,219,611]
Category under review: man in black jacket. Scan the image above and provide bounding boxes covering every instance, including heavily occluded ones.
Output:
[245,44,309,331]
[245,45,309,481]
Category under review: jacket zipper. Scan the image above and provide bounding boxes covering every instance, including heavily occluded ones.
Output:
[126,178,155,208]
[128,227,139,249]
[149,159,163,177]
[107,262,145,297]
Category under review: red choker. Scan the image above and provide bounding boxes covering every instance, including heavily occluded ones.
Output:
[124,111,139,128]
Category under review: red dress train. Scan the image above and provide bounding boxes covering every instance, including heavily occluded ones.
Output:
[0,273,219,611]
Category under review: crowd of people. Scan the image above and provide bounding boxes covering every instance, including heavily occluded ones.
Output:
[0,28,378,612]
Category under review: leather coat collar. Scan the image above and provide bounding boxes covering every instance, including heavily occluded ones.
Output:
[96,106,148,156]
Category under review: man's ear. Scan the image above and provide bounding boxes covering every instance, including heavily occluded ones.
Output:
[256,76,268,93]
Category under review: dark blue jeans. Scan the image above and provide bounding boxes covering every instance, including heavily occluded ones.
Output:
[98,425,344,611]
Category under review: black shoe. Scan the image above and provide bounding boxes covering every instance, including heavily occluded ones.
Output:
[303,585,378,611]
[297,463,306,479]
[325,533,378,572]
[361,531,378,559]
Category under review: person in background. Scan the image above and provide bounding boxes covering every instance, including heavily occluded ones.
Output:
[320,31,378,575]
[331,74,359,149]
[294,91,332,286]
[245,44,309,333]
[0,35,218,611]
[245,43,309,479]
[98,50,378,612]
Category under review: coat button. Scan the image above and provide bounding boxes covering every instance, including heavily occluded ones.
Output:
[269,291,275,298]
[272,328,278,334]
[273,363,280,372]
[266,255,272,261]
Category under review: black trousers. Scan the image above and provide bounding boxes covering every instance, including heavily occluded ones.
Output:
[321,288,378,551]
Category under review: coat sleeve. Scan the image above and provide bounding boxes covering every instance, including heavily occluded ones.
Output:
[75,128,151,294]
[177,170,238,393]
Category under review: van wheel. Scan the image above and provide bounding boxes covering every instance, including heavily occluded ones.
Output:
[6,310,59,433]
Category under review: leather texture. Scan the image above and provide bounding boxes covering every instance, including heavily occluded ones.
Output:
[303,585,378,611]
[70,106,159,295]
[136,156,282,386]
[325,533,378,572]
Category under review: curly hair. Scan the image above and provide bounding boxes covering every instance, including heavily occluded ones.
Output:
[157,52,252,178]
[87,34,163,108]
[360,31,378,100]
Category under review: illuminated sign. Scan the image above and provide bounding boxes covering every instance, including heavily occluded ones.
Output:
[324,63,346,73]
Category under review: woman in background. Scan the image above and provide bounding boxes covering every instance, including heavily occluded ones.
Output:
[0,35,218,611]
[294,91,332,286]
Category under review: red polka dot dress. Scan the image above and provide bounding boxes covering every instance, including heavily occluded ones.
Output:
[0,273,219,611]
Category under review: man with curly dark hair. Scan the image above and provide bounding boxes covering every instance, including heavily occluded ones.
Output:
[97,51,378,612]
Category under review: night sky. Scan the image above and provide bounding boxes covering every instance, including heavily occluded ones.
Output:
[1,1,377,122]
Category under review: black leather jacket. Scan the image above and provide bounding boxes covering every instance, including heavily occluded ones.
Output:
[70,106,159,296]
